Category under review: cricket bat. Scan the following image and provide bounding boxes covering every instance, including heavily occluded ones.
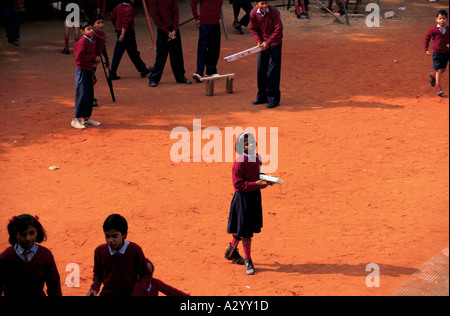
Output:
[224,46,262,63]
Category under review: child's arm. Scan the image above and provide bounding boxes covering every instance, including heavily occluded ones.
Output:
[233,162,268,192]
[424,27,434,55]
[153,278,190,296]
[45,252,63,296]
[265,11,283,48]
[87,249,103,296]
[190,0,201,26]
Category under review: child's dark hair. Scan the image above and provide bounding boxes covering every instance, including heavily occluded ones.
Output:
[103,214,128,235]
[235,132,256,155]
[91,14,104,24]
[437,10,448,18]
[7,214,47,246]
[80,20,93,31]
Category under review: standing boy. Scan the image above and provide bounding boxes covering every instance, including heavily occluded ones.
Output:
[425,9,449,96]
[250,0,283,108]
[0,0,20,46]
[87,214,150,296]
[147,0,191,87]
[190,0,223,82]
[72,21,101,129]
[109,0,152,80]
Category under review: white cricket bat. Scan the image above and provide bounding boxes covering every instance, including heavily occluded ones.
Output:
[224,46,263,63]
[260,174,283,185]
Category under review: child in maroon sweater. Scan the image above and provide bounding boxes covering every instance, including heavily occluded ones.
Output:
[425,9,449,96]
[0,214,62,296]
[250,0,283,108]
[72,21,101,129]
[132,259,190,296]
[87,214,150,296]
[225,133,272,275]
[109,0,152,80]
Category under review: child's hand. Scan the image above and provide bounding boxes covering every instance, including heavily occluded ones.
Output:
[86,289,98,296]
[255,180,268,189]
[118,29,126,43]
[426,50,431,55]
[259,42,269,51]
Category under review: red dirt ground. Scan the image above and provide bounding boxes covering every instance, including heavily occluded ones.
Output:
[0,0,448,296]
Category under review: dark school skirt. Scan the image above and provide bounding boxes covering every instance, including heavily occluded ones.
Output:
[227,190,263,238]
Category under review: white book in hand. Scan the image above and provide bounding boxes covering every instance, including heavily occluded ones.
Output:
[260,174,283,185]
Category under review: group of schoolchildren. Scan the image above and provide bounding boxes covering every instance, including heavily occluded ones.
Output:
[0,213,189,296]
[69,0,286,130]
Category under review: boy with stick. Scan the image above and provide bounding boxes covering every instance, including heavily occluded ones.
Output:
[249,0,283,108]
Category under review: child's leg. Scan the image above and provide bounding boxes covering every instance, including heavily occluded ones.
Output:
[242,237,252,260]
[125,32,148,74]
[225,234,245,264]
[436,69,444,95]
[74,27,80,42]
[64,23,70,50]
[242,237,255,275]
[110,33,127,76]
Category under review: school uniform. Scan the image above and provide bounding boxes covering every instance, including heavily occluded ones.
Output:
[89,241,149,296]
[148,0,188,84]
[0,244,62,296]
[79,0,101,20]
[190,0,223,77]
[424,24,450,71]
[74,35,97,119]
[132,275,190,296]
[110,2,149,77]
[233,0,253,28]
[250,5,283,106]
[227,153,263,238]
[0,0,20,44]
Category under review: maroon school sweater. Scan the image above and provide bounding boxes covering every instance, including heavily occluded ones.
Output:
[74,36,97,71]
[111,3,136,33]
[424,25,450,53]
[250,5,283,47]
[89,242,149,296]
[0,245,62,296]
[232,154,262,192]
[131,275,190,296]
[148,0,179,34]
[190,0,223,25]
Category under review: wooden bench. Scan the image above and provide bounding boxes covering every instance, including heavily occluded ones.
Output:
[200,73,235,96]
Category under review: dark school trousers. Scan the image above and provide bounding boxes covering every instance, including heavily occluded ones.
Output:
[110,31,147,75]
[256,45,282,105]
[0,5,20,39]
[195,23,221,76]
[149,28,186,83]
[233,0,253,27]
[74,68,94,118]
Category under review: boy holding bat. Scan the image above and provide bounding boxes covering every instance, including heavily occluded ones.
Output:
[249,0,283,108]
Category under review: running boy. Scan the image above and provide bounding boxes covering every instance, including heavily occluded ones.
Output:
[425,9,449,96]
[72,21,101,129]
[87,214,150,296]
[250,0,283,108]
[109,0,152,80]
